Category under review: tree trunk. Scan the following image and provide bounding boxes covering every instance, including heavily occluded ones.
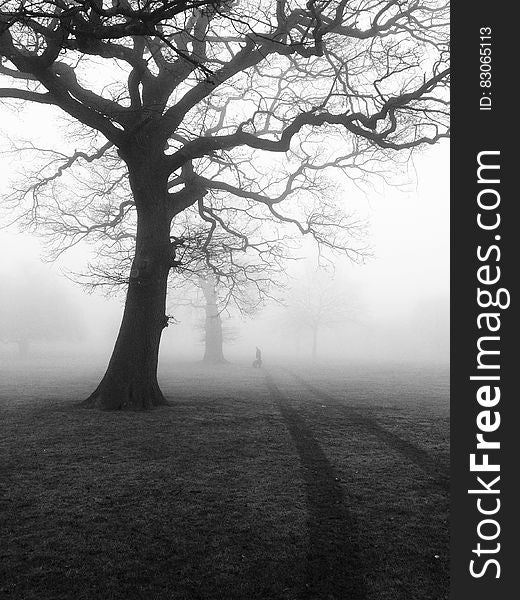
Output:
[200,276,227,364]
[83,165,172,410]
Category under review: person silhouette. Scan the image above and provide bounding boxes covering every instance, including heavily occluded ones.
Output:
[253,346,262,368]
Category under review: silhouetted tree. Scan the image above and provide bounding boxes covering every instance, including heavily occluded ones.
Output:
[169,271,258,364]
[281,268,358,360]
[0,262,82,356]
[199,274,226,363]
[1,1,449,408]
[79,220,279,364]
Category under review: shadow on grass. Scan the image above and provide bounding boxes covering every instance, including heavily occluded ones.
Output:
[263,371,367,600]
[286,369,449,491]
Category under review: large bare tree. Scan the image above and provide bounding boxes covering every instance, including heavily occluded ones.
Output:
[0,1,449,409]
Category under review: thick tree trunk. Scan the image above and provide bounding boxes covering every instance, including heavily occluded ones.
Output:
[200,277,227,364]
[83,163,173,410]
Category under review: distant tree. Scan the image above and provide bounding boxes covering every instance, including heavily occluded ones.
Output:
[199,274,226,363]
[167,270,259,364]
[0,262,82,356]
[0,1,449,409]
[281,268,357,360]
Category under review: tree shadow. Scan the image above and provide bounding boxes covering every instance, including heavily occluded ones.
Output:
[264,371,367,600]
[287,369,449,491]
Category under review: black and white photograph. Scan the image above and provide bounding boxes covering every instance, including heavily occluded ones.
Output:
[0,2,514,599]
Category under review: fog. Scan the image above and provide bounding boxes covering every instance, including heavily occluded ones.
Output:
[0,138,448,369]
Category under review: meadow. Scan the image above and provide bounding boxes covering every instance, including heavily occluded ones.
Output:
[0,358,449,600]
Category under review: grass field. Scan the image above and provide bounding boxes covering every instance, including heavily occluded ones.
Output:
[0,359,449,600]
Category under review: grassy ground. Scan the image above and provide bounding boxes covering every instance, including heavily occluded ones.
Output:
[0,359,449,600]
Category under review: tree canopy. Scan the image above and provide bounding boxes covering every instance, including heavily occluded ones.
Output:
[1,1,449,235]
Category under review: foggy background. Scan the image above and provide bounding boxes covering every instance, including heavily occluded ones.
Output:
[0,104,449,370]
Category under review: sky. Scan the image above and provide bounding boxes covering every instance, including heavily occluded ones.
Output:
[0,101,449,366]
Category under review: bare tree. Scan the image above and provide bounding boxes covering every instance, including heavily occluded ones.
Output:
[0,1,449,409]
[199,276,225,362]
[0,261,83,357]
[78,217,288,363]
[280,267,357,360]
[169,273,250,365]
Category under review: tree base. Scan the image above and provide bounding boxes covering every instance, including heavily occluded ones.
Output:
[81,379,169,411]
